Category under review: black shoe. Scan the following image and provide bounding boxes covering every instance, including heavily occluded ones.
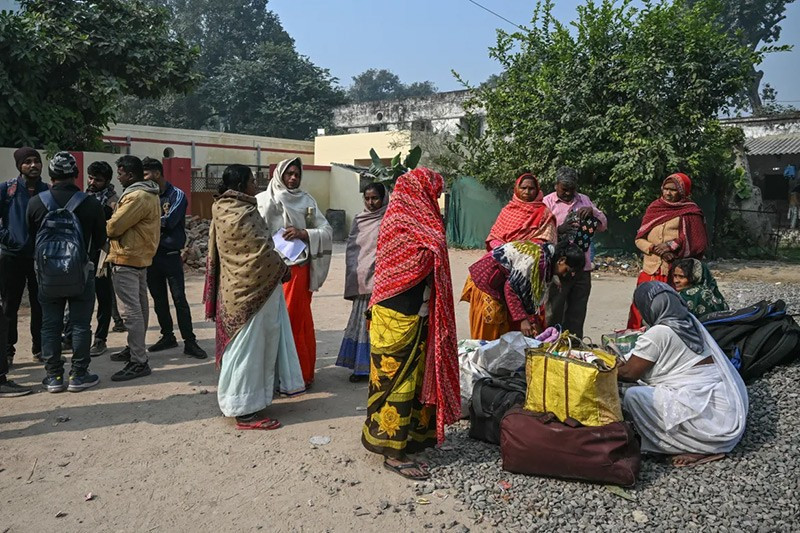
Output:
[111,361,152,382]
[110,346,131,362]
[0,380,33,397]
[112,322,127,333]
[148,335,178,353]
[183,340,208,359]
[32,352,44,363]
[90,340,107,357]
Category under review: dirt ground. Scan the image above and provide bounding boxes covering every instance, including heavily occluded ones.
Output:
[0,245,786,532]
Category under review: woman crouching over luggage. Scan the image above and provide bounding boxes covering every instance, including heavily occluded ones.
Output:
[468,240,585,337]
[618,282,748,467]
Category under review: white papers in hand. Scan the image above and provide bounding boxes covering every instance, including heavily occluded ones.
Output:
[272,228,307,262]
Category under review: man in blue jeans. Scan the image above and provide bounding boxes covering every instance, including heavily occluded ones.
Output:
[141,158,206,359]
[27,153,107,392]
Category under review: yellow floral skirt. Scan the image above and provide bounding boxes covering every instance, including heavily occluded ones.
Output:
[361,304,437,458]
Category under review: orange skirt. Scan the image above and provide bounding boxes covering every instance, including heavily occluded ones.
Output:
[284,263,316,386]
[626,271,668,329]
[461,276,515,341]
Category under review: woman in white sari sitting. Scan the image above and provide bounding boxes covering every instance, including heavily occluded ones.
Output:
[618,281,748,467]
[204,165,305,430]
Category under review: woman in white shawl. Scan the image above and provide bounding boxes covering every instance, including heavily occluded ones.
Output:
[335,182,387,382]
[619,281,748,467]
[256,158,333,388]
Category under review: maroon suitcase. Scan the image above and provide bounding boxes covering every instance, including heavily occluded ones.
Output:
[500,407,641,487]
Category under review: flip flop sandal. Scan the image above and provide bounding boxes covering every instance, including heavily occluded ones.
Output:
[236,417,281,430]
[672,453,725,468]
[383,460,431,481]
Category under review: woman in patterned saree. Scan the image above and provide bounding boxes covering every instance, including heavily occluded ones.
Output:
[362,168,460,481]
[336,183,387,382]
[461,173,557,340]
[204,165,305,430]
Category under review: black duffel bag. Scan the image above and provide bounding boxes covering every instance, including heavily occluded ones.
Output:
[468,375,527,444]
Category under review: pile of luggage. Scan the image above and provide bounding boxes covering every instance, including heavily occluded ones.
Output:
[468,333,640,487]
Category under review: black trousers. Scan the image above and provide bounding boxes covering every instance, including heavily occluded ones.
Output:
[147,251,195,342]
[0,298,8,379]
[545,269,592,338]
[0,254,42,358]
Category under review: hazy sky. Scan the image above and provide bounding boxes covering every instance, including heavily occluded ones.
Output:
[2,0,798,104]
[271,0,800,104]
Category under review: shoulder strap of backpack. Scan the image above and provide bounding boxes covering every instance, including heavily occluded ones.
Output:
[64,191,87,213]
[472,378,488,418]
[39,190,59,212]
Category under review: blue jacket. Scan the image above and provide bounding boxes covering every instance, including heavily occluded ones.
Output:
[157,181,187,253]
[0,176,49,257]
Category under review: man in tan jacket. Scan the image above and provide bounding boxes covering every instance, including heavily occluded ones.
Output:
[106,155,161,382]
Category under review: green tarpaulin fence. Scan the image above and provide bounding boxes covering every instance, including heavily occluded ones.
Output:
[446,176,716,254]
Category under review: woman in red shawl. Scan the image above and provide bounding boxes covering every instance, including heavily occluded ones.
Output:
[362,167,459,481]
[461,173,557,340]
[627,173,708,329]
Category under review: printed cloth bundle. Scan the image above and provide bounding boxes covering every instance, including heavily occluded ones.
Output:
[601,328,646,357]
[563,212,599,252]
[524,332,622,426]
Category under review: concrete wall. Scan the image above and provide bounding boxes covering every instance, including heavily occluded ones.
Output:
[333,90,482,135]
[314,130,411,166]
[722,112,800,139]
[329,165,365,229]
[104,123,315,170]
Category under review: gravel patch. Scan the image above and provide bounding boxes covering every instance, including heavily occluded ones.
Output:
[424,283,800,532]
[720,281,800,314]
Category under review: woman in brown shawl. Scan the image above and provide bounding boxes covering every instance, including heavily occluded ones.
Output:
[204,165,305,430]
[336,182,387,382]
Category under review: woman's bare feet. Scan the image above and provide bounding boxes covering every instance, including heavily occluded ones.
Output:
[671,453,725,467]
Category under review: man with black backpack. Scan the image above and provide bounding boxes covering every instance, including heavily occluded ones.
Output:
[27,152,106,392]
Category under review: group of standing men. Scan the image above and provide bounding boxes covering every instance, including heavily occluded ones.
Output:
[0,147,206,397]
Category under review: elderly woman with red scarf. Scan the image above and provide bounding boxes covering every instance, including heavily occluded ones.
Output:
[461,173,556,340]
[627,173,708,329]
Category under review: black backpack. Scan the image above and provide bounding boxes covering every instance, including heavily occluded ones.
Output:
[701,300,800,382]
[469,375,527,445]
[34,191,90,299]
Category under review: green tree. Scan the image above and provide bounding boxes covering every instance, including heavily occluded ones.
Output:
[453,0,759,227]
[0,0,197,150]
[685,0,796,113]
[207,43,346,139]
[117,0,344,139]
[347,68,437,102]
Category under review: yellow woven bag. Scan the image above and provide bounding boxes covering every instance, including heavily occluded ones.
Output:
[524,333,623,426]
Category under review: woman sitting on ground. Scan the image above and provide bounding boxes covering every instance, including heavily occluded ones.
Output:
[362,167,460,481]
[468,240,585,337]
[618,282,748,467]
[671,258,728,318]
[461,172,557,340]
[204,165,305,430]
[336,182,388,382]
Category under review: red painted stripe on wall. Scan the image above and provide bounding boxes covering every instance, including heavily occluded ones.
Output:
[102,135,314,155]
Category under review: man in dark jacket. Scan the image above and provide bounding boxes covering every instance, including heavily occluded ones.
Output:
[142,157,206,359]
[28,152,106,392]
[0,147,48,365]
